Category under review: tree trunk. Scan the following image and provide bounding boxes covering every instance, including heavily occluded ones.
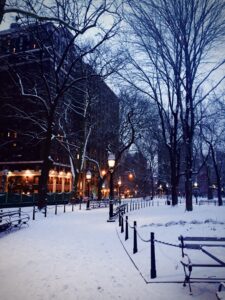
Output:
[97,177,103,200]
[38,127,52,209]
[185,142,193,211]
[206,163,213,200]
[211,145,223,206]
[170,154,179,206]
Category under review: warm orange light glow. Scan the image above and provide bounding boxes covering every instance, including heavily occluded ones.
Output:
[86,170,92,181]
[128,173,133,180]
[24,170,33,177]
[101,170,106,176]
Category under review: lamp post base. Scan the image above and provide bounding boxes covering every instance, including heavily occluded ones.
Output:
[107,218,116,222]
[107,200,115,222]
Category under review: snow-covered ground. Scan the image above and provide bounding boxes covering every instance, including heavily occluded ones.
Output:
[0,198,224,300]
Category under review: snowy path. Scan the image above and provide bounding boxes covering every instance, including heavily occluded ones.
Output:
[0,204,222,300]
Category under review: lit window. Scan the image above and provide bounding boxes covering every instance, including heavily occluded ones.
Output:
[13,143,17,147]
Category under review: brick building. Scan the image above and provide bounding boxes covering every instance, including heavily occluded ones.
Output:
[0,22,119,198]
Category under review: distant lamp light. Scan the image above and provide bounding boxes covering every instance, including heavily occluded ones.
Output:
[86,170,92,181]
[193,182,198,188]
[118,178,122,186]
[24,169,33,177]
[108,153,115,169]
[128,173,133,180]
[101,169,106,176]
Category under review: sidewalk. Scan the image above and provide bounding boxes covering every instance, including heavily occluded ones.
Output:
[0,205,218,300]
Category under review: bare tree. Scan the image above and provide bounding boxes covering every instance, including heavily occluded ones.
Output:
[0,1,121,209]
[199,97,225,205]
[121,0,225,210]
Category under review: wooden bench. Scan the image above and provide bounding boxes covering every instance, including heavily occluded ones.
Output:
[89,200,109,209]
[113,203,128,218]
[0,209,30,233]
[178,235,225,294]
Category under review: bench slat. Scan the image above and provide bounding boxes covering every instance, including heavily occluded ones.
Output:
[179,236,225,242]
[182,244,225,249]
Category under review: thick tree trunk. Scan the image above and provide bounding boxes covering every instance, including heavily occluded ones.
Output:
[211,146,223,206]
[150,173,154,199]
[206,163,213,200]
[97,177,103,200]
[184,144,193,211]
[38,129,52,209]
[170,156,178,206]
[0,0,6,24]
[185,140,193,211]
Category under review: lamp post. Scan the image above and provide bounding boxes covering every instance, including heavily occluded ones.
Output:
[86,170,92,210]
[166,183,170,204]
[108,153,115,221]
[118,177,122,204]
[193,181,199,204]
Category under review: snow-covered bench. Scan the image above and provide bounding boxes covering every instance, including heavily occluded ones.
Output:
[0,209,30,233]
[89,200,109,209]
[178,235,225,294]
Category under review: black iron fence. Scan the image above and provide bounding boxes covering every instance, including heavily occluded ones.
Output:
[0,192,73,208]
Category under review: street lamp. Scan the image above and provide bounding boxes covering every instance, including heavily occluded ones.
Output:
[193,181,199,204]
[118,177,122,204]
[86,170,92,210]
[166,183,170,202]
[107,153,115,221]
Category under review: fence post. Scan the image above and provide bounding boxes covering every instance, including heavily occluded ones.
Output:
[72,203,74,212]
[19,207,21,217]
[119,210,121,226]
[150,232,157,279]
[55,203,57,215]
[86,199,90,210]
[32,205,35,220]
[44,205,47,218]
[133,221,138,254]
[64,202,66,213]
[180,235,184,258]
[121,212,124,233]
[125,216,129,240]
